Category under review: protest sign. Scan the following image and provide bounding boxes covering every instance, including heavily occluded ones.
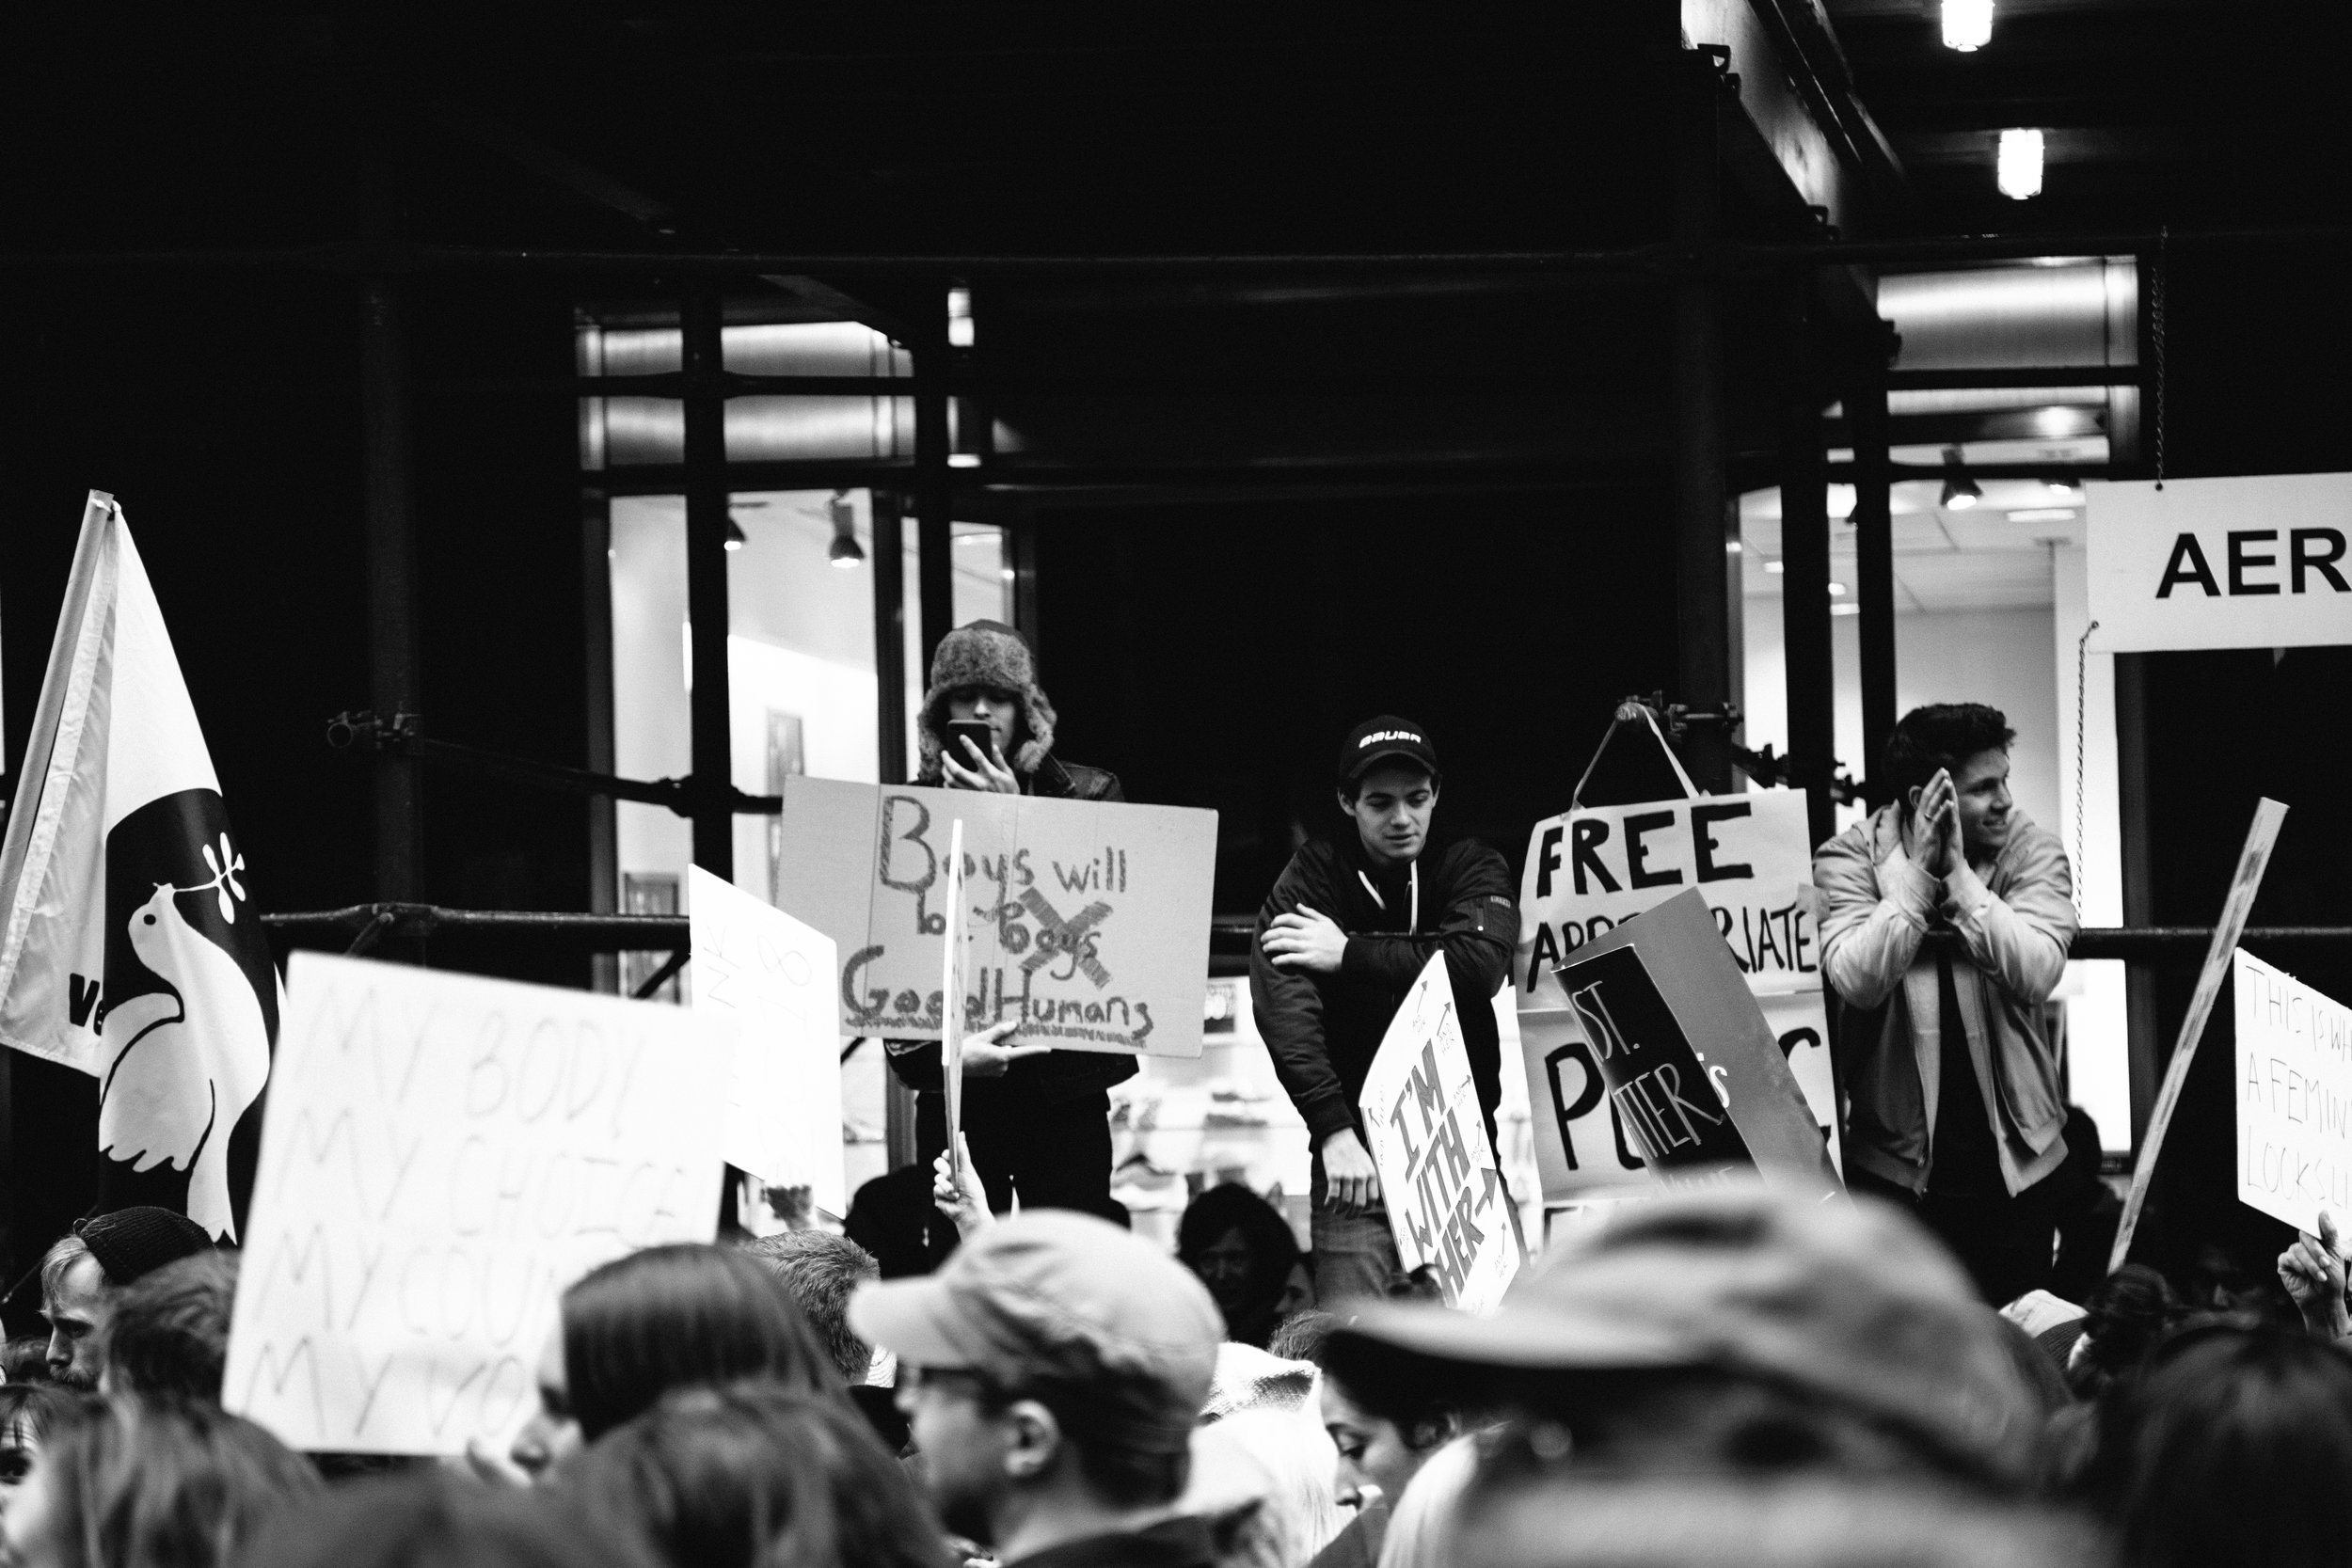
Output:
[1550,889,1842,1201]
[2234,950,2352,1234]
[1523,988,1840,1196]
[773,778,1216,1059]
[2086,475,2352,653]
[687,866,843,1211]
[1359,954,1519,1313]
[222,954,731,1454]
[1516,790,1820,1008]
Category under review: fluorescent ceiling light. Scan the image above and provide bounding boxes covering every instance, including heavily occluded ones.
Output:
[947,452,981,468]
[1831,603,1862,617]
[947,285,975,348]
[1828,582,1848,596]
[1943,0,1993,51]
[1997,129,2044,199]
[1764,560,1785,575]
[2007,508,2078,523]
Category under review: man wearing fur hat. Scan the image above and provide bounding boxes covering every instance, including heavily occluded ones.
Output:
[886,620,1133,1219]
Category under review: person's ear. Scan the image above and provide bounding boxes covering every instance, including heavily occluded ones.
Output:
[1337,790,1356,817]
[1905,784,1924,813]
[1002,1399,1063,1482]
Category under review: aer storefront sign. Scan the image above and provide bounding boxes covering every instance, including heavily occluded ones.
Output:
[2087,474,2352,652]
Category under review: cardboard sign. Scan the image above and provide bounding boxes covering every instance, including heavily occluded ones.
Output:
[687,867,843,1209]
[1551,890,1842,1201]
[1516,791,1820,1011]
[1359,955,1520,1313]
[1523,988,1840,1196]
[2087,475,2352,652]
[773,778,1216,1058]
[2235,950,2352,1234]
[222,954,731,1454]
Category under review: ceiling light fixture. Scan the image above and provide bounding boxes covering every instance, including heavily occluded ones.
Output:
[1831,602,1862,618]
[826,492,865,569]
[1942,0,1993,51]
[1997,128,2044,199]
[1828,581,1849,596]
[2007,507,2078,523]
[1764,559,1785,575]
[1939,447,1982,511]
[723,519,747,551]
[947,284,975,348]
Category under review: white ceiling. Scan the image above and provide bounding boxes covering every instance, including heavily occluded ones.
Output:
[1740,474,2089,614]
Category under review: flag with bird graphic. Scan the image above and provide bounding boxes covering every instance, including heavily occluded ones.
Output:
[0,491,278,1241]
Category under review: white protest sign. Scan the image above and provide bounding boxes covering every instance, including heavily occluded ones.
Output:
[2087,474,2352,652]
[1359,955,1519,1314]
[2234,949,2352,1234]
[1522,988,1841,1196]
[773,778,1216,1058]
[687,867,843,1211]
[1516,791,1821,1007]
[222,953,731,1455]
[1514,789,1837,1199]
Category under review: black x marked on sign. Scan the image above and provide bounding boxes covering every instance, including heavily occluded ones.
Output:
[1018,888,1114,988]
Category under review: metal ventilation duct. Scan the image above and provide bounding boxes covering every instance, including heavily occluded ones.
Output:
[577,321,916,469]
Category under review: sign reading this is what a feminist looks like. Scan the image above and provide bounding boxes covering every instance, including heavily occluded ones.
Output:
[222,954,731,1455]
[773,779,1217,1058]
[2235,949,2352,1234]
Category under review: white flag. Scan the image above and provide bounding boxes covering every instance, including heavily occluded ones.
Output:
[0,492,278,1241]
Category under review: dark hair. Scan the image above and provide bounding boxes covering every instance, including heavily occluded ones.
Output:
[245,1474,662,1568]
[568,1383,953,1568]
[31,1398,321,1568]
[1339,765,1441,805]
[561,1243,849,1442]
[0,1384,84,1486]
[3,1336,54,1384]
[1883,704,2015,807]
[98,1248,237,1403]
[737,1231,881,1385]
[2080,1323,2352,1568]
[1175,1184,1302,1347]
[961,1367,1190,1510]
[2068,1264,2182,1398]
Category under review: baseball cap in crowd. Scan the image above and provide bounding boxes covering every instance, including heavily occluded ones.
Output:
[1336,716,1440,791]
[1326,1186,2042,1482]
[849,1210,1222,1455]
[77,1206,212,1287]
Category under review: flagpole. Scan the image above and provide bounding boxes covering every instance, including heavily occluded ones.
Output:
[941,817,966,1192]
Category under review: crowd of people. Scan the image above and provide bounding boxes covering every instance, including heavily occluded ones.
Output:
[0,625,2339,1568]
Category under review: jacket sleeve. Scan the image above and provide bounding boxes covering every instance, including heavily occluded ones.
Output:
[1334,847,1517,1005]
[1251,848,1354,1148]
[1944,829,2076,1005]
[1815,828,1940,1011]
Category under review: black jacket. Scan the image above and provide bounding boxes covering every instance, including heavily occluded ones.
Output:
[886,755,1136,1101]
[1251,832,1518,1150]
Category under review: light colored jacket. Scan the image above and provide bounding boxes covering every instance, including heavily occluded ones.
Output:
[1813,804,2077,1196]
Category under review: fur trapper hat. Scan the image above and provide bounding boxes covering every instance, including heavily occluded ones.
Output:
[917,620,1057,778]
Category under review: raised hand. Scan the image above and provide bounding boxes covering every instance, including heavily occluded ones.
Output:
[2280,1211,2349,1339]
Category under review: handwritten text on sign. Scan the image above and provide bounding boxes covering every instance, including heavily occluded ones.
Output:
[221,954,730,1454]
[773,778,1216,1058]
[688,867,843,1210]
[1516,792,1819,1011]
[2235,949,2352,1234]
[1359,955,1518,1314]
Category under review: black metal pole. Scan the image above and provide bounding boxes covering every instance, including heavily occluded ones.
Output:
[872,491,909,785]
[1779,279,1837,848]
[681,293,733,879]
[1850,328,1898,809]
[1672,55,1733,795]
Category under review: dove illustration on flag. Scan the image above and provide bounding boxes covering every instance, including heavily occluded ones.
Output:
[0,491,278,1241]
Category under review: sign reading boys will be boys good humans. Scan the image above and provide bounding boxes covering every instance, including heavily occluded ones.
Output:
[773,778,1216,1058]
[2087,474,2352,652]
[1359,955,1519,1314]
[222,954,731,1454]
[2235,949,2352,1235]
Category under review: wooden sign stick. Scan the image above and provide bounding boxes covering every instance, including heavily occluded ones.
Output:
[942,817,967,1192]
[2109,797,2290,1272]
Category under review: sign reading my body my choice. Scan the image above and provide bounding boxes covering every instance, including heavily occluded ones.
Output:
[2088,474,2352,652]
[774,778,1217,1059]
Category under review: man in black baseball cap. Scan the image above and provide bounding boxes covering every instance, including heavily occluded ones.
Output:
[1251,716,1517,1303]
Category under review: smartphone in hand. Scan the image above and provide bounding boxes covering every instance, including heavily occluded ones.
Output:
[945,719,998,769]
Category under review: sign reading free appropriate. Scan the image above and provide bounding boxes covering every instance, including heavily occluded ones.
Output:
[2087,474,2352,653]
[773,779,1216,1059]
[2235,949,2352,1235]
[222,954,731,1454]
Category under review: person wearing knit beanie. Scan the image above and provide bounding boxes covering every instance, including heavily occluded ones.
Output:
[890,620,1135,1220]
[37,1206,213,1389]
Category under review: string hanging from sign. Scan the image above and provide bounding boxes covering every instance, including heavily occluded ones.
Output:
[942,816,966,1191]
[2072,618,2099,912]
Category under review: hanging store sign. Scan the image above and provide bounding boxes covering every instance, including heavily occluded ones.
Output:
[773,779,1216,1060]
[2086,475,2352,652]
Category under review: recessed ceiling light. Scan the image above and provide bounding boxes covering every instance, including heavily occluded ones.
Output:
[1831,603,1861,617]
[1943,0,1993,51]
[1998,129,2045,199]
[1764,560,1786,575]
[2007,508,2078,523]
[1828,582,1849,596]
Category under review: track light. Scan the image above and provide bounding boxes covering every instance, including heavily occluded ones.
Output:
[723,519,747,551]
[1939,447,1982,511]
[1997,129,2044,199]
[1942,0,1993,51]
[827,491,865,569]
